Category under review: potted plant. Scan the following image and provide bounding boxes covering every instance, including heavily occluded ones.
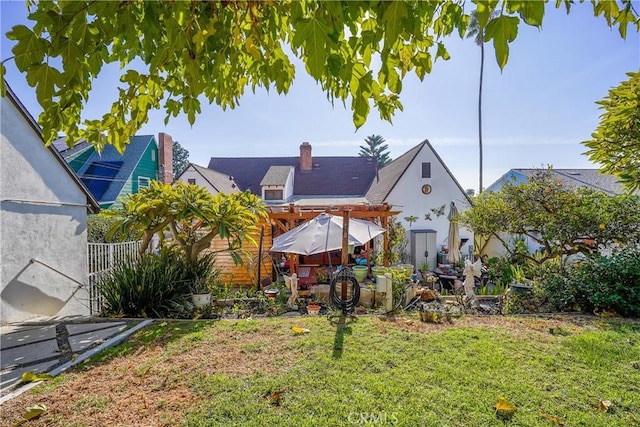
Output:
[190,277,211,308]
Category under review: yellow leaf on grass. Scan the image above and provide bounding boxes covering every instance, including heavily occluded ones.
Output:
[291,326,310,335]
[540,413,565,425]
[494,396,516,419]
[599,399,613,412]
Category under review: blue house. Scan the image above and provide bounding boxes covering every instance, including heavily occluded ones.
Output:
[54,133,174,209]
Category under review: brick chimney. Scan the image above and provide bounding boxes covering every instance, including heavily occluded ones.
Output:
[299,142,312,172]
[158,132,174,184]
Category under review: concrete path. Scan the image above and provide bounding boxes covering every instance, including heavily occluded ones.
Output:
[0,318,145,398]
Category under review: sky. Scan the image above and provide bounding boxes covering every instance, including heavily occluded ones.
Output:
[1,1,639,193]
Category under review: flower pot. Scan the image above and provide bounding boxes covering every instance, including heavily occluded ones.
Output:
[351,265,368,283]
[265,289,280,300]
[307,304,321,315]
[371,266,388,278]
[191,293,211,308]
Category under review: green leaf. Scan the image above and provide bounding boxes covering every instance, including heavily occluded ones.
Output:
[381,1,408,47]
[507,1,545,27]
[293,17,332,79]
[594,0,620,27]
[485,15,520,70]
[327,54,342,77]
[26,64,63,106]
[475,0,499,30]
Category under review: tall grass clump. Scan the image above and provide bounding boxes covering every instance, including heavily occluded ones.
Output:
[98,249,217,318]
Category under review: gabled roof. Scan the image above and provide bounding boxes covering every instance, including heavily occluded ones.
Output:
[52,137,93,160]
[489,168,633,195]
[208,155,377,197]
[4,83,100,213]
[261,166,293,186]
[73,135,157,204]
[185,163,240,193]
[366,139,471,204]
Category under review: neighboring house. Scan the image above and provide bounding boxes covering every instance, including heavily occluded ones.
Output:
[207,142,378,205]
[366,139,473,270]
[486,168,633,195]
[482,168,636,257]
[1,84,99,324]
[176,162,240,194]
[55,133,174,209]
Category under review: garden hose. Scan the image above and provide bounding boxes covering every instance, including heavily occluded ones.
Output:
[329,267,361,314]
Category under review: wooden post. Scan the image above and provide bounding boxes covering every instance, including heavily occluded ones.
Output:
[341,210,350,300]
[381,216,389,266]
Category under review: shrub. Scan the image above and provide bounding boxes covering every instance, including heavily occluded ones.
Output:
[97,249,219,318]
[539,247,640,317]
[571,248,640,317]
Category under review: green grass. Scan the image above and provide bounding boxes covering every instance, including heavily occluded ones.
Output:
[15,315,639,426]
[175,315,640,426]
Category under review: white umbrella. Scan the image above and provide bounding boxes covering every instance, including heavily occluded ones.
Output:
[270,213,386,255]
[446,201,461,263]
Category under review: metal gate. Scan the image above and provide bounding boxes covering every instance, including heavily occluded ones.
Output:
[87,241,141,314]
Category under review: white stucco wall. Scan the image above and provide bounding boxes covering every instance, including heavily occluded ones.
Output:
[178,166,219,194]
[384,144,473,269]
[1,95,90,324]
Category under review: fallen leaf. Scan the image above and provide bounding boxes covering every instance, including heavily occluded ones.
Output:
[540,413,565,425]
[14,404,47,426]
[263,389,286,406]
[291,326,310,334]
[18,371,53,386]
[598,399,612,412]
[494,396,516,420]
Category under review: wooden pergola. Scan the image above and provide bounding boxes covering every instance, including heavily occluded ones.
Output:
[267,203,400,275]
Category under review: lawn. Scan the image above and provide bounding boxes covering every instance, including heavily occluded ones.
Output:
[2,314,639,426]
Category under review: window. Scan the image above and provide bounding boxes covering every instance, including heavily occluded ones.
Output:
[188,178,196,184]
[421,162,431,178]
[151,150,156,161]
[264,189,283,200]
[138,177,150,189]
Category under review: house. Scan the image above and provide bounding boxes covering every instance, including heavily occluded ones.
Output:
[486,168,633,195]
[54,132,174,209]
[176,162,240,194]
[207,142,378,205]
[194,142,395,286]
[366,139,473,270]
[1,84,99,324]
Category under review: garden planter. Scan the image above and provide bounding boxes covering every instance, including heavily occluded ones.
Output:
[371,266,388,278]
[508,283,533,295]
[307,304,321,315]
[265,289,280,299]
[352,265,368,283]
[191,293,211,308]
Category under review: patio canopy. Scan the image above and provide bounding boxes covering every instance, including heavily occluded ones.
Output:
[270,213,386,255]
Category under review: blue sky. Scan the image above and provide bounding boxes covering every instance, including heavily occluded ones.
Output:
[2,1,638,192]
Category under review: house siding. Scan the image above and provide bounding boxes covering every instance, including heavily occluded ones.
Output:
[208,219,273,287]
[1,94,90,324]
[383,143,473,268]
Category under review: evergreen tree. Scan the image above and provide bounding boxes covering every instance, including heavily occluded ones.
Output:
[359,135,391,168]
[172,140,190,178]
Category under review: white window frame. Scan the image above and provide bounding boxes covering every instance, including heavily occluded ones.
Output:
[138,176,151,190]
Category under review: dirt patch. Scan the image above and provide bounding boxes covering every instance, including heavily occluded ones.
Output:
[0,320,300,427]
